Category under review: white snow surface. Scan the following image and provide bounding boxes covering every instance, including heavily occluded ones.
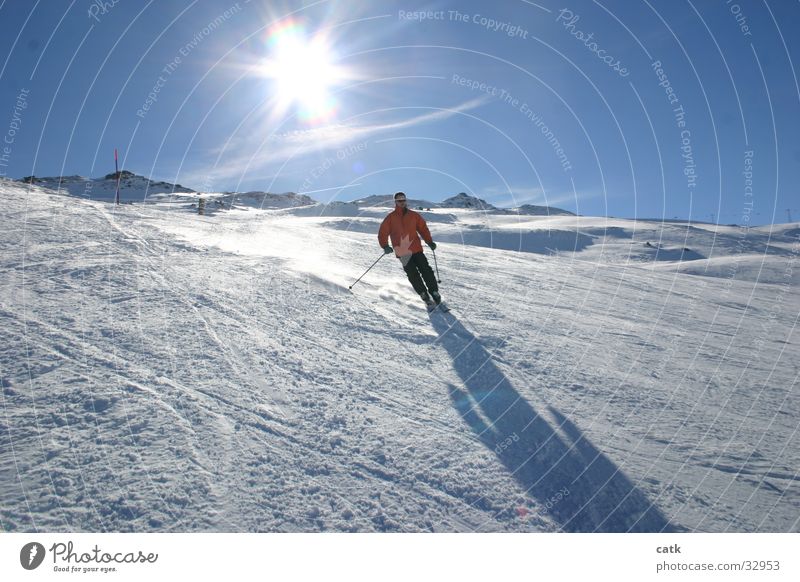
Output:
[1,180,798,533]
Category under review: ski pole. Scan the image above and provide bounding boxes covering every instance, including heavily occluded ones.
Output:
[431,248,441,283]
[349,252,386,289]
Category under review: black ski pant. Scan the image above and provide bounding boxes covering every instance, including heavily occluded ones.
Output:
[402,252,438,296]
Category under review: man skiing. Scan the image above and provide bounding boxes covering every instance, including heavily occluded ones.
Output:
[378,192,442,309]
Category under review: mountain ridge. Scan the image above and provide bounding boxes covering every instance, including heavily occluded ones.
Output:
[15,173,574,215]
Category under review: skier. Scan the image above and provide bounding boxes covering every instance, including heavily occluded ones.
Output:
[378,192,442,309]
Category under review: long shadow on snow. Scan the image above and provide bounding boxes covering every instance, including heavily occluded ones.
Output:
[430,312,675,532]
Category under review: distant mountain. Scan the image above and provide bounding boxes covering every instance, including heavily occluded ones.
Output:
[18,170,194,202]
[350,192,574,215]
[439,192,496,210]
[226,191,316,209]
[350,194,436,209]
[510,204,575,216]
[16,173,574,216]
[16,172,314,209]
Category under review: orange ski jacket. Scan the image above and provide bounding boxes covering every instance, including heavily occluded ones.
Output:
[378,207,433,257]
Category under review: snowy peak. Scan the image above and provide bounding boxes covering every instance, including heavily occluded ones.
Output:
[440,192,496,210]
[115,171,194,194]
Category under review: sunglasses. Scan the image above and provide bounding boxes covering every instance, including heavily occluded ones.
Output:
[395,198,407,203]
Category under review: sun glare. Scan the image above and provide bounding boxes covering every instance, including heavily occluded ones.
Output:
[261,20,344,122]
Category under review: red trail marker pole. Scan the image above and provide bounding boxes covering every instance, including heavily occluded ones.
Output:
[114,148,121,205]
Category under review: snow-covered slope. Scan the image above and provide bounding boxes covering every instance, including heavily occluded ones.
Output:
[1,180,798,533]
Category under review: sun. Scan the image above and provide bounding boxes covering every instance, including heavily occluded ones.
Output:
[260,20,344,122]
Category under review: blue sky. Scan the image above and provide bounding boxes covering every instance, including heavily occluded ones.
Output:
[0,0,798,224]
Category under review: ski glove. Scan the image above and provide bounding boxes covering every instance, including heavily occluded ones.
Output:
[427,241,437,250]
[383,245,393,254]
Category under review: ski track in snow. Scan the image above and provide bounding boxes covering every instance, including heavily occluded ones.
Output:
[1,182,798,532]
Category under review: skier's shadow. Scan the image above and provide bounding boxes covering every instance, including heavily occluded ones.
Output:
[430,312,675,532]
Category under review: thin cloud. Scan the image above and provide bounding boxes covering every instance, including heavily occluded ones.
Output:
[200,96,490,184]
[486,185,594,209]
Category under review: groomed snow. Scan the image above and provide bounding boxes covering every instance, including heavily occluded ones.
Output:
[1,181,798,532]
